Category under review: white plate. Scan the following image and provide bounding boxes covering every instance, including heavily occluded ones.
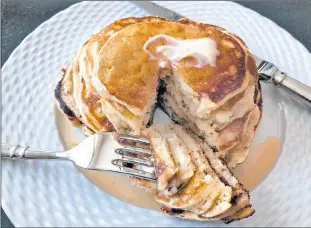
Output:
[2,1,311,227]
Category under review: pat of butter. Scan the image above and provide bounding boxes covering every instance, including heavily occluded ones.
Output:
[204,174,213,183]
[144,34,220,67]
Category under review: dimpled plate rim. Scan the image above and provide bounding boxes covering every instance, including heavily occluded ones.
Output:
[2,1,311,227]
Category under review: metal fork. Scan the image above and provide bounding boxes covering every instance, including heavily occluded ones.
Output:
[1,133,157,181]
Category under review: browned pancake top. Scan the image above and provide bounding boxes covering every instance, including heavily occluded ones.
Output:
[84,17,167,72]
[59,17,166,132]
[95,19,251,110]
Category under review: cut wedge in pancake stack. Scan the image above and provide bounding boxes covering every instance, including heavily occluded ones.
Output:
[155,19,262,169]
[54,16,262,223]
[142,124,254,223]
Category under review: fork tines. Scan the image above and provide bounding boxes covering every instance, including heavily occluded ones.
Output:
[117,134,151,147]
[115,148,153,164]
[113,134,157,181]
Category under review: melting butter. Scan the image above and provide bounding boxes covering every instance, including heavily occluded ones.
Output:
[144,34,220,67]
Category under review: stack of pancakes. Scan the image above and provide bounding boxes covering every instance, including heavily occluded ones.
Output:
[55,16,262,223]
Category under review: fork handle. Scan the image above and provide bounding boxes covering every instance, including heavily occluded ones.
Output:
[258,61,311,107]
[276,74,311,107]
[2,143,67,160]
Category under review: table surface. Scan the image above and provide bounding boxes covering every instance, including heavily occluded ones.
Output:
[1,0,311,227]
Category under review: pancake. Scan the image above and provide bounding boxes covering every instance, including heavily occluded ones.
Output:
[55,16,262,223]
[158,75,262,168]
[148,136,178,192]
[141,124,252,223]
[55,17,167,133]
[144,125,233,216]
[223,106,261,169]
[56,16,259,134]
[91,18,254,134]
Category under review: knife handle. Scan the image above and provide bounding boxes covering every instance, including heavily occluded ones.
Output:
[258,61,311,108]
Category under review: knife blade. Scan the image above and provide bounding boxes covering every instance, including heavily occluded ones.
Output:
[132,1,184,21]
[131,1,311,107]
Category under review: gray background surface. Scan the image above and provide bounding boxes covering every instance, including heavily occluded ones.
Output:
[1,0,311,227]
